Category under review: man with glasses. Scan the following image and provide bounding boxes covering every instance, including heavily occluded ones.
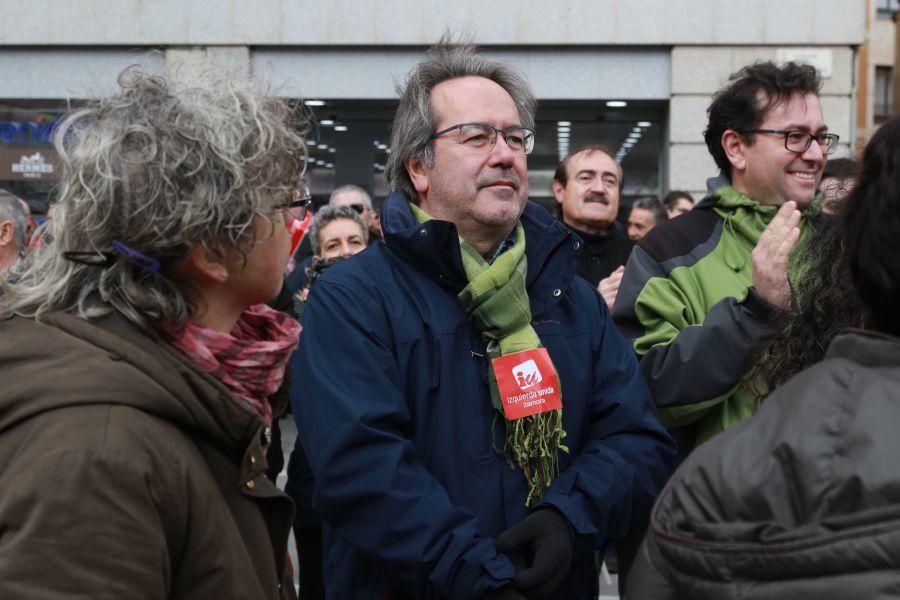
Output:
[613,61,835,458]
[293,38,675,599]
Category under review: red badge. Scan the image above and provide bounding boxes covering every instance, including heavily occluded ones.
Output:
[492,348,562,421]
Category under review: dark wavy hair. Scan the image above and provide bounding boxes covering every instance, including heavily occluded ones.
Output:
[745,216,865,398]
[844,114,900,337]
[704,61,822,175]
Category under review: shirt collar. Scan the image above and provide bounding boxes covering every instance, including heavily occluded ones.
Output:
[488,229,518,264]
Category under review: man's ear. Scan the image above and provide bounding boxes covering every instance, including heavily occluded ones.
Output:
[406,157,430,195]
[552,180,566,205]
[176,244,231,284]
[722,129,747,172]
[0,221,12,246]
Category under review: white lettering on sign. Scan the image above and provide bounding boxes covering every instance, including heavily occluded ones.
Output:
[11,152,54,179]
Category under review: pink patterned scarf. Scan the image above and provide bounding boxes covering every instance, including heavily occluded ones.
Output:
[159,304,301,426]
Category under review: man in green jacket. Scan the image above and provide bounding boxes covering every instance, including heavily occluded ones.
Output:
[613,61,838,454]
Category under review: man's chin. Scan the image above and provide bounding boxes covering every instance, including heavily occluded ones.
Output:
[480,185,521,200]
[787,191,817,208]
[473,201,526,228]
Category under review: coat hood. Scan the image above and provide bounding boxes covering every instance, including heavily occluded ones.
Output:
[0,311,267,459]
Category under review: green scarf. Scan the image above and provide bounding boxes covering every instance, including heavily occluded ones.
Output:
[409,202,568,506]
[712,185,821,284]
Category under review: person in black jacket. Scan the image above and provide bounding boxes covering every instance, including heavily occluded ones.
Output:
[552,145,633,309]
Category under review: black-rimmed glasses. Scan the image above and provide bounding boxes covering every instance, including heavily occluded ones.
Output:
[429,122,536,155]
[275,185,313,223]
[742,129,840,155]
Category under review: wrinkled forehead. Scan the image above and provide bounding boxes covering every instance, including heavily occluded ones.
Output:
[429,76,522,129]
[567,149,622,182]
[321,217,367,239]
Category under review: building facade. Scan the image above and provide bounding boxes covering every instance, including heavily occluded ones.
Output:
[0,0,866,212]
[855,0,898,151]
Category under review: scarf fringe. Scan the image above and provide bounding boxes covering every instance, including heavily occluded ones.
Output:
[504,408,569,506]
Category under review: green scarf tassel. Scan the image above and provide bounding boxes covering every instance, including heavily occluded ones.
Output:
[409,202,568,506]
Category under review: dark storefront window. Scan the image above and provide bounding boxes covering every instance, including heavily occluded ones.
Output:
[304,99,667,217]
[875,66,894,124]
[877,0,899,19]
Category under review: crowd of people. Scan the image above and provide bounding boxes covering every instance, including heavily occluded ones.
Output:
[0,34,895,600]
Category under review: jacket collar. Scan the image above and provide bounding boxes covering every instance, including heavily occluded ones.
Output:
[42,311,266,457]
[381,191,576,312]
[827,330,900,368]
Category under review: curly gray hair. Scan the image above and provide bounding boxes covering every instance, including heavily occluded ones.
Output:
[384,36,537,201]
[1,66,308,327]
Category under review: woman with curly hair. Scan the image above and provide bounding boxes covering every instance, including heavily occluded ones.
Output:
[0,66,309,599]
[627,114,900,598]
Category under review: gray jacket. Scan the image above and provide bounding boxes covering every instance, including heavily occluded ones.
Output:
[627,330,900,599]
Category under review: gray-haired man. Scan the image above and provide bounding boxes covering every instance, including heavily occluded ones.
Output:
[293,38,674,599]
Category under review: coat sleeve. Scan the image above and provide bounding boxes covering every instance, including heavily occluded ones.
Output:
[612,244,777,423]
[539,292,677,544]
[0,443,176,599]
[293,279,515,598]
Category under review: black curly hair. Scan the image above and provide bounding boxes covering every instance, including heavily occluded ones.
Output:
[705,61,822,176]
[745,216,865,399]
[844,115,900,337]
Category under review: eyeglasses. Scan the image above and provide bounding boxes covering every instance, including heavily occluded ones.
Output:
[742,129,840,155]
[429,122,536,155]
[274,185,313,224]
[347,203,366,214]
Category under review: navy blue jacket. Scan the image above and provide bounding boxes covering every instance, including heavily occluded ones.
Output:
[293,192,675,599]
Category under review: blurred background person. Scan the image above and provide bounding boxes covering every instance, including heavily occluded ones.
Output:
[552,145,632,286]
[286,204,368,300]
[328,184,383,242]
[553,146,633,311]
[0,66,307,599]
[661,190,694,219]
[0,191,28,273]
[307,203,369,260]
[627,112,900,600]
[820,156,860,214]
[290,184,379,291]
[627,196,668,241]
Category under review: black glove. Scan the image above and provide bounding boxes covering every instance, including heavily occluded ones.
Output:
[494,508,573,598]
[483,585,528,600]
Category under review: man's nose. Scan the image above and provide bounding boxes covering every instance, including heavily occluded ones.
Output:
[801,137,826,163]
[488,133,517,166]
[340,240,354,257]
[589,179,606,194]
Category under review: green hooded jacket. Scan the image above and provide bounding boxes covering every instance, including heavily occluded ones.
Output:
[612,181,821,449]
